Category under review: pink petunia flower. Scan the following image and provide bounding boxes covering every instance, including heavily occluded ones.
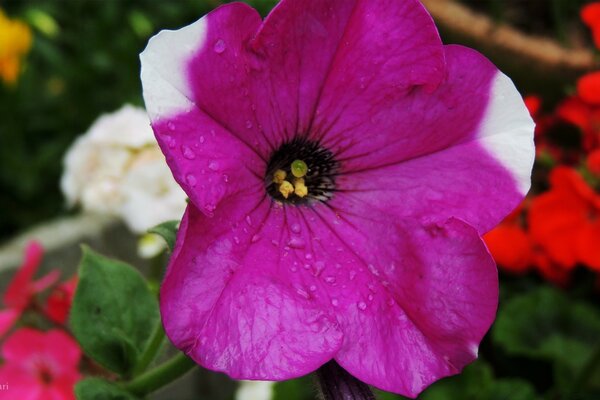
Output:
[0,241,59,339]
[140,0,534,397]
[0,328,81,400]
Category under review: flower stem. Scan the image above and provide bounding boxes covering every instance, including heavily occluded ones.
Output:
[123,353,196,397]
[132,321,166,377]
[315,361,375,400]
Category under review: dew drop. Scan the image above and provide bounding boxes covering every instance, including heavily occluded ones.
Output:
[305,253,313,260]
[233,236,240,244]
[165,136,176,149]
[331,298,339,307]
[368,294,374,301]
[185,174,197,187]
[167,121,175,131]
[349,270,357,280]
[181,145,196,160]
[324,276,336,284]
[213,39,226,54]
[290,263,298,272]
[251,234,260,243]
[357,302,367,311]
[287,237,305,249]
[290,223,302,234]
[271,239,279,247]
[296,287,310,299]
[222,174,230,183]
[313,261,325,277]
[204,203,216,213]
[245,120,253,129]
[309,285,317,292]
[208,161,219,171]
[199,135,205,144]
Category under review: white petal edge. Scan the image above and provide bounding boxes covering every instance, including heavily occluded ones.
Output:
[478,71,536,196]
[140,17,208,120]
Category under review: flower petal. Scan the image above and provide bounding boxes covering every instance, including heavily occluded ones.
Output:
[280,203,497,397]
[160,193,343,380]
[3,241,44,310]
[0,308,20,339]
[333,45,534,233]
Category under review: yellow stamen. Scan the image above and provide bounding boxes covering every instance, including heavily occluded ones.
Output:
[291,159,308,178]
[273,169,287,184]
[279,180,294,199]
[294,178,308,198]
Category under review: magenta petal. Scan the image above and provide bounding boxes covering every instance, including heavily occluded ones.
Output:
[334,45,534,233]
[160,194,343,380]
[336,218,496,397]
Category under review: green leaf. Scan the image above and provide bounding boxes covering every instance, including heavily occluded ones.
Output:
[75,378,139,400]
[273,375,315,400]
[493,286,600,372]
[70,247,160,376]
[148,220,179,251]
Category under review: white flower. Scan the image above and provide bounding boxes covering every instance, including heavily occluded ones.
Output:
[61,104,187,233]
[235,381,275,400]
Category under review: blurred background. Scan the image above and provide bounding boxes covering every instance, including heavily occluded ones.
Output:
[1,0,599,399]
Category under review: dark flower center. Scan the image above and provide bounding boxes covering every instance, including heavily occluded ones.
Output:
[265,137,339,205]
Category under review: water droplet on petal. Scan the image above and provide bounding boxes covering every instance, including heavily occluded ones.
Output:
[199,135,205,144]
[331,298,339,307]
[368,294,374,301]
[324,276,336,284]
[287,237,305,249]
[165,136,176,149]
[233,236,240,244]
[309,285,317,292]
[208,161,219,171]
[349,270,357,280]
[290,223,302,234]
[167,121,175,131]
[204,203,216,213]
[185,174,197,187]
[251,234,260,243]
[313,261,325,277]
[222,174,230,183]
[213,39,226,54]
[245,120,253,129]
[181,145,196,160]
[305,253,313,260]
[357,302,367,311]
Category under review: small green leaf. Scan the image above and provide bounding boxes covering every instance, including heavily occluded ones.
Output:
[70,247,160,376]
[75,378,139,400]
[148,220,179,251]
[493,287,600,371]
[273,375,315,400]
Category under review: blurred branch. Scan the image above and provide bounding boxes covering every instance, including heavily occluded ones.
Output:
[421,0,599,75]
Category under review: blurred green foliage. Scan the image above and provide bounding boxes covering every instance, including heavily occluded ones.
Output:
[0,0,277,240]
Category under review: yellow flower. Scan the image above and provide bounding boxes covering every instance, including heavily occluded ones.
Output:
[0,9,32,85]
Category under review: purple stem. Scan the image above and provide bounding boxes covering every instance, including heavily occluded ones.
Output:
[315,360,376,400]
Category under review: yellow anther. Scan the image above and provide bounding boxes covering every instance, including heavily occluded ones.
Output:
[291,159,308,178]
[294,178,308,198]
[273,169,287,184]
[279,180,294,199]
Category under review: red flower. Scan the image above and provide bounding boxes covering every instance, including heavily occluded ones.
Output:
[577,72,600,106]
[0,328,81,400]
[529,167,600,272]
[581,2,600,49]
[587,149,600,175]
[484,206,532,274]
[556,96,600,152]
[43,277,77,325]
[0,242,59,338]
